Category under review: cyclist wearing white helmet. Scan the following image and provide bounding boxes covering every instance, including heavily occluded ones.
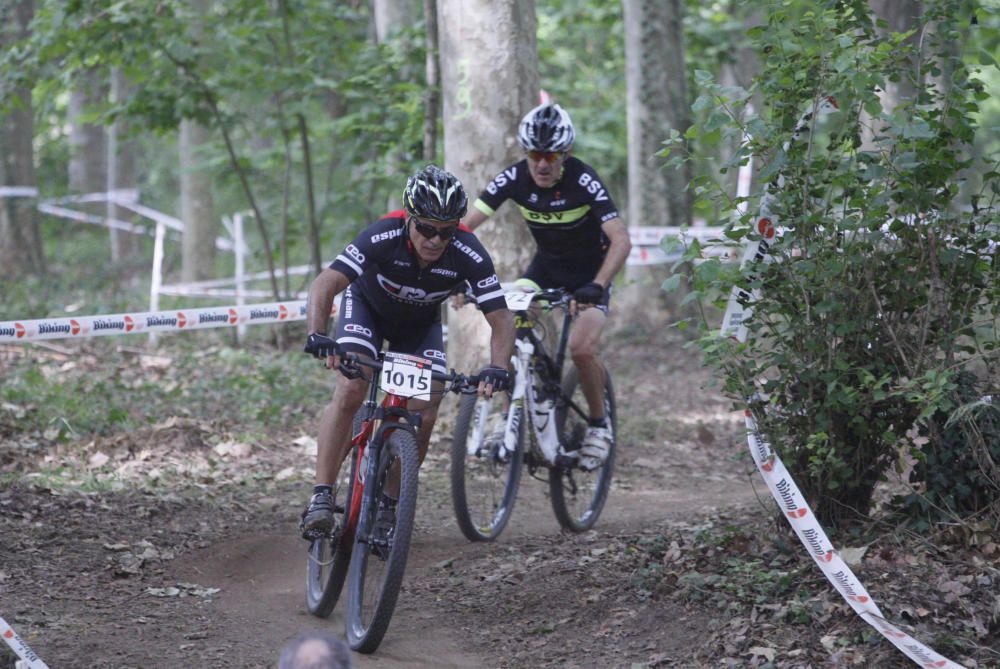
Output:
[462,103,631,471]
[300,165,515,537]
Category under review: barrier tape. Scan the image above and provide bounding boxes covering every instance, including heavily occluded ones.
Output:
[0,616,50,669]
[0,300,307,342]
[723,97,965,668]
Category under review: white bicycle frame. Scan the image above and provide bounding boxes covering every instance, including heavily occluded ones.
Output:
[467,294,563,465]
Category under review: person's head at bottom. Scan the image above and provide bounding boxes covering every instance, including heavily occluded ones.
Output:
[277,630,352,669]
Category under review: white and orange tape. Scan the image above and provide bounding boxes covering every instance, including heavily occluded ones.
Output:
[725,97,965,668]
[0,616,49,669]
[0,300,307,343]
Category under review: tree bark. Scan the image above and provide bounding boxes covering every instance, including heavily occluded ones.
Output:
[107,67,140,263]
[179,119,218,282]
[0,0,43,274]
[620,0,691,322]
[439,0,538,372]
[68,69,107,195]
[422,0,439,162]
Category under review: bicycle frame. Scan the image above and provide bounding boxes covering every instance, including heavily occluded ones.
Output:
[472,291,589,466]
[343,371,419,546]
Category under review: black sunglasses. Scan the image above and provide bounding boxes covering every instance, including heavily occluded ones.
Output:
[410,217,458,241]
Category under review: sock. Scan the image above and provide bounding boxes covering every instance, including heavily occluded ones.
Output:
[381,492,398,507]
[313,484,333,497]
[588,417,608,429]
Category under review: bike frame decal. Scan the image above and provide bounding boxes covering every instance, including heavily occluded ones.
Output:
[723,97,964,669]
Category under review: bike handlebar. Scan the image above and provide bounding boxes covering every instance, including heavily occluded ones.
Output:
[458,284,575,312]
[337,351,480,393]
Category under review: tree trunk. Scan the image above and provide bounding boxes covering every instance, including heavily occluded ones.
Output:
[373,0,419,43]
[422,0,440,162]
[861,1,922,150]
[0,0,43,274]
[439,0,538,373]
[68,69,107,195]
[374,0,420,212]
[107,67,140,264]
[179,119,218,282]
[620,0,691,323]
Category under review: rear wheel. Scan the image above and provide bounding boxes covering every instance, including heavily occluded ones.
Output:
[305,411,364,617]
[345,428,419,653]
[549,365,616,532]
[450,391,524,541]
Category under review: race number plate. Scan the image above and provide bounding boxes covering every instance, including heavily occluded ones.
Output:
[504,290,535,311]
[380,351,432,400]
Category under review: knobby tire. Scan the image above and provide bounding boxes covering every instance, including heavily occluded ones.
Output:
[450,391,524,542]
[345,428,419,653]
[549,364,617,532]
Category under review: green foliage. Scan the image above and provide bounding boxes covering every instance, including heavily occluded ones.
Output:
[900,371,1000,529]
[0,337,327,440]
[667,0,1000,529]
[1,0,433,286]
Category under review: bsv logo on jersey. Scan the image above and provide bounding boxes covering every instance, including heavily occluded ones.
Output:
[344,323,373,338]
[476,274,499,289]
[485,167,518,195]
[346,244,365,264]
[577,173,609,201]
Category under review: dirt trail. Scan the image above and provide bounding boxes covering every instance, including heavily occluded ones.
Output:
[1,332,760,668]
[164,450,755,668]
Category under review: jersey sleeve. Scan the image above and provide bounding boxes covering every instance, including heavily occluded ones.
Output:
[473,163,521,217]
[578,163,620,224]
[452,234,507,314]
[328,217,402,280]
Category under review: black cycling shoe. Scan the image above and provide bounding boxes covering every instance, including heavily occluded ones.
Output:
[370,496,397,559]
[300,491,336,539]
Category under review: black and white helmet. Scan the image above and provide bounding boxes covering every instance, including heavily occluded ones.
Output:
[517,103,575,153]
[402,165,468,221]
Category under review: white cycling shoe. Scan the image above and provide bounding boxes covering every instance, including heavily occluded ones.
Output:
[578,424,612,471]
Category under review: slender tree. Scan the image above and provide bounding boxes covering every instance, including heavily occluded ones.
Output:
[620,0,691,318]
[0,0,43,274]
[106,67,140,263]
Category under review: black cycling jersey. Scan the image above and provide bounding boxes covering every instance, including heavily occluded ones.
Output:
[473,156,620,287]
[329,211,507,324]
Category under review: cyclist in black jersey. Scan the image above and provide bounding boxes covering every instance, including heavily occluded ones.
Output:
[462,103,631,471]
[299,165,515,537]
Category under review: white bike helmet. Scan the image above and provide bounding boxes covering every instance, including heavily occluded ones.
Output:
[517,103,575,153]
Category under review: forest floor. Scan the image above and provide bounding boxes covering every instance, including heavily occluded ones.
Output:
[0,322,997,669]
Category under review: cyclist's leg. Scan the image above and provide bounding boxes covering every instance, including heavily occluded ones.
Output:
[568,283,611,421]
[569,307,608,421]
[303,288,383,534]
[568,286,613,469]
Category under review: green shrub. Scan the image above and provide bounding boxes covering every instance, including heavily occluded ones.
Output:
[666,0,999,529]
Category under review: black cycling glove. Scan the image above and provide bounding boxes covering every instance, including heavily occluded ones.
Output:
[304,332,340,359]
[573,281,605,305]
[478,365,512,392]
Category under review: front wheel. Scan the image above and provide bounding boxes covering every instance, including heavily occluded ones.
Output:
[549,364,617,533]
[450,391,524,542]
[345,428,420,653]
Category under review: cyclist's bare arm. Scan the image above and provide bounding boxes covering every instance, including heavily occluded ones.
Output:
[307,267,351,367]
[462,207,490,231]
[485,308,516,367]
[593,216,631,288]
